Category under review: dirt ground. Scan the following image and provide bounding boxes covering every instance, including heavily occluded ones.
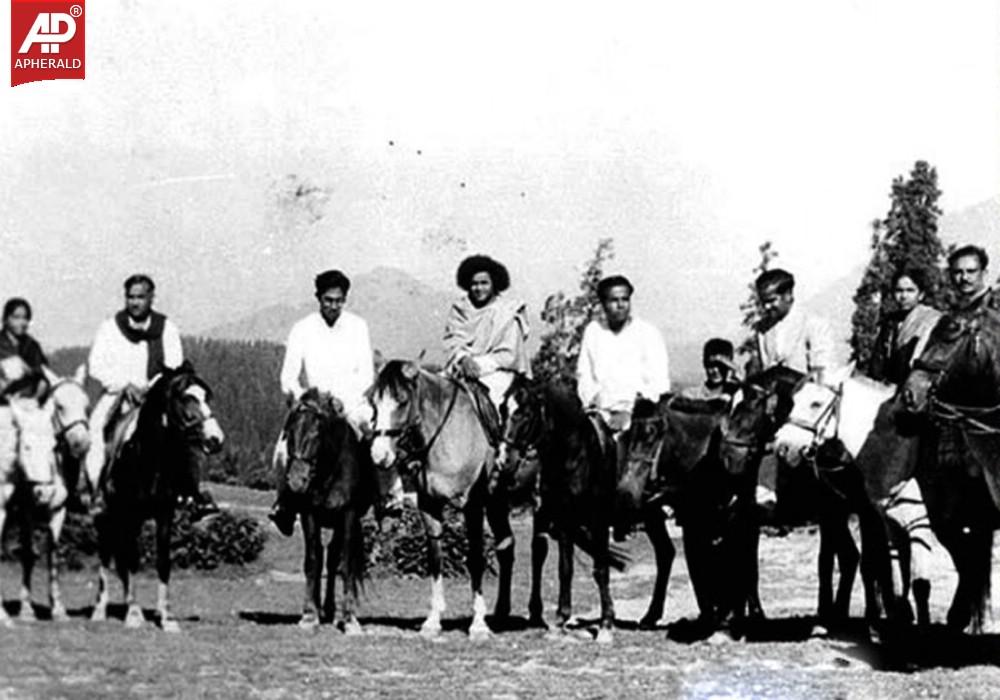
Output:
[1,484,999,699]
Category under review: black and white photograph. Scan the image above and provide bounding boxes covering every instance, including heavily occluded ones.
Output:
[2,1,1000,697]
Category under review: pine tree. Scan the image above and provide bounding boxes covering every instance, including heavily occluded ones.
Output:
[737,240,780,369]
[850,160,945,372]
[531,238,615,385]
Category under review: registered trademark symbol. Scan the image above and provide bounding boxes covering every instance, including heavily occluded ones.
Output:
[70,4,83,17]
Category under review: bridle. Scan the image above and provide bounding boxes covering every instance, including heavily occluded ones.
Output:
[371,372,460,468]
[622,413,668,485]
[48,378,90,445]
[285,400,329,467]
[500,389,547,474]
[168,375,215,439]
[787,381,844,458]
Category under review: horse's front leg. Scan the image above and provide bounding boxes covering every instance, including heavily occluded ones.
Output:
[419,504,447,638]
[323,519,339,626]
[555,533,575,630]
[591,521,615,645]
[17,505,36,622]
[816,516,837,623]
[90,512,114,622]
[527,513,549,628]
[299,511,322,630]
[155,508,179,632]
[120,519,144,629]
[832,517,859,622]
[48,507,69,621]
[639,507,674,630]
[336,510,364,636]
[463,494,491,640]
[0,492,13,628]
[486,492,514,625]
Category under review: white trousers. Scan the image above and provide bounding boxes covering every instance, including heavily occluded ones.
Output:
[84,392,123,488]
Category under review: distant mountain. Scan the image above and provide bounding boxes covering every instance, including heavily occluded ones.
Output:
[201,267,457,363]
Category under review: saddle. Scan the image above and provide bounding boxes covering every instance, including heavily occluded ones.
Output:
[457,379,502,447]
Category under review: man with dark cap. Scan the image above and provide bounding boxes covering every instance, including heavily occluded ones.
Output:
[680,337,740,401]
[444,254,531,416]
[269,270,398,535]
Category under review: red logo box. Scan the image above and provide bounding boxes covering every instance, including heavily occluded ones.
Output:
[11,0,85,87]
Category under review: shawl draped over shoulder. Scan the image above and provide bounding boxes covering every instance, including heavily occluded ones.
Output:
[443,295,531,376]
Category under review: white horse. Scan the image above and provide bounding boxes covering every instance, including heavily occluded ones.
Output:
[0,362,90,628]
[774,365,941,625]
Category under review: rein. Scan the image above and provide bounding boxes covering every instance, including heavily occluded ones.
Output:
[372,373,461,468]
[788,382,844,450]
[48,379,90,444]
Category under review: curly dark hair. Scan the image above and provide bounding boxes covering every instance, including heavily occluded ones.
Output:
[456,255,510,292]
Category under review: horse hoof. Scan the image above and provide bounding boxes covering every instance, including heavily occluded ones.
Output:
[124,612,145,630]
[706,631,731,646]
[298,615,320,631]
[18,605,36,622]
[811,624,830,638]
[527,615,548,630]
[51,605,69,623]
[469,624,492,642]
[419,622,442,639]
[638,616,660,631]
[342,619,363,636]
[91,607,107,623]
[595,628,614,645]
[161,618,181,634]
[0,617,14,630]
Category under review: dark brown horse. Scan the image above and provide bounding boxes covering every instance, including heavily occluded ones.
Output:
[278,389,373,632]
[90,362,224,632]
[498,375,627,644]
[903,306,1000,632]
[615,393,755,631]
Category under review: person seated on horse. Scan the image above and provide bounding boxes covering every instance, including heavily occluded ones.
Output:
[443,254,531,444]
[577,274,670,436]
[867,267,941,386]
[269,269,390,536]
[750,268,839,524]
[0,298,51,401]
[679,337,740,403]
[85,275,215,517]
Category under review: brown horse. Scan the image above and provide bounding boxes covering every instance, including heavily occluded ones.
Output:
[497,375,628,644]
[369,361,514,640]
[277,389,372,632]
[902,306,1000,632]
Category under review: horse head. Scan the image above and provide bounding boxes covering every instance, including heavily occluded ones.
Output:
[903,311,1000,415]
[615,395,669,516]
[47,376,91,460]
[284,388,335,495]
[497,374,546,495]
[369,360,422,469]
[719,366,804,474]
[8,397,59,491]
[163,362,225,455]
[772,364,853,468]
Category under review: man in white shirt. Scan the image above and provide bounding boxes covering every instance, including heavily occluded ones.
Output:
[85,274,184,503]
[269,270,388,535]
[577,275,671,432]
[751,269,836,381]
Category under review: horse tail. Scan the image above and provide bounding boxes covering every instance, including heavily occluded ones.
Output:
[970,530,993,633]
[343,508,368,600]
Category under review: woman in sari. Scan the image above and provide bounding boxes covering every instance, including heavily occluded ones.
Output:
[869,268,941,385]
[0,298,50,398]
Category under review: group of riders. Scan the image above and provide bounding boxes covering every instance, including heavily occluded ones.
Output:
[0,244,996,570]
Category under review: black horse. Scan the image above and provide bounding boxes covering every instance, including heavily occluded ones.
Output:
[278,389,373,632]
[498,376,628,644]
[614,393,758,632]
[903,305,1000,632]
[90,362,224,632]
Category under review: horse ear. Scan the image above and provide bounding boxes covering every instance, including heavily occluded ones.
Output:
[401,362,420,380]
[73,364,87,384]
[372,349,386,374]
[416,349,427,365]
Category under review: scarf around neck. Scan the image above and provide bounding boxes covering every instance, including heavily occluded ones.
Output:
[115,310,168,379]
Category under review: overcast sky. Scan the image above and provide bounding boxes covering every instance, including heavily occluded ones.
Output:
[1,1,998,351]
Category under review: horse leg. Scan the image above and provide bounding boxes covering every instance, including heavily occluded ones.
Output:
[90,512,114,622]
[323,520,339,626]
[298,511,321,630]
[592,521,615,645]
[639,509,674,630]
[913,579,931,627]
[48,508,68,621]
[739,472,765,621]
[832,517,859,622]
[121,521,144,629]
[946,528,993,634]
[486,493,514,625]
[682,519,717,627]
[155,510,179,633]
[555,533,575,631]
[464,493,491,640]
[527,513,548,628]
[0,495,13,629]
[816,511,836,624]
[17,506,36,622]
[337,510,364,636]
[419,504,446,638]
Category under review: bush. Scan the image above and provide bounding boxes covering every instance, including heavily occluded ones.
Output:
[2,499,267,572]
[364,505,496,579]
